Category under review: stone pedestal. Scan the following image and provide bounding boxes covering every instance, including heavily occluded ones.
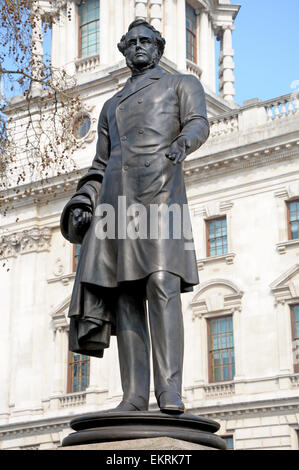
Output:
[61,411,226,450]
[60,436,216,450]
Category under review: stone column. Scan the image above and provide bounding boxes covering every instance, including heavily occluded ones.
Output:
[176,0,186,71]
[31,5,44,96]
[64,0,76,75]
[209,20,216,93]
[99,0,110,66]
[113,0,124,62]
[198,9,210,86]
[149,0,163,31]
[0,255,16,424]
[218,25,235,103]
[276,303,293,374]
[85,356,102,406]
[135,0,148,20]
[52,328,67,396]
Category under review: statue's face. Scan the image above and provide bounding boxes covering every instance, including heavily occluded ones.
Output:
[124,25,159,70]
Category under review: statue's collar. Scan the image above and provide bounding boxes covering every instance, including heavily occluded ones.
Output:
[115,65,165,102]
[130,65,165,81]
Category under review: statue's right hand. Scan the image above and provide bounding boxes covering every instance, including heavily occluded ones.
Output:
[72,207,92,230]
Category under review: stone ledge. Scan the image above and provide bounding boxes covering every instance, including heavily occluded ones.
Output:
[276,238,299,254]
[58,436,216,451]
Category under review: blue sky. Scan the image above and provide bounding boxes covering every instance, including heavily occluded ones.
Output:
[232,0,299,105]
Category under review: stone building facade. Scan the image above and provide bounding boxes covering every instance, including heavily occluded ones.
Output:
[0,0,299,450]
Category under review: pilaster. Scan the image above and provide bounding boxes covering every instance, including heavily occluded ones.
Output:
[99,0,110,66]
[198,9,210,86]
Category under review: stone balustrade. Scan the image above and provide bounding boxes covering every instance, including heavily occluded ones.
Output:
[264,93,299,120]
[59,392,87,408]
[75,54,100,74]
[207,91,299,140]
[209,112,239,138]
[186,59,202,81]
[203,382,235,398]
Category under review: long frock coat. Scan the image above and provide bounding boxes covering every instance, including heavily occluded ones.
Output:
[60,65,210,357]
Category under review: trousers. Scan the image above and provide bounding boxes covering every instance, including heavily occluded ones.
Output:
[115,271,183,410]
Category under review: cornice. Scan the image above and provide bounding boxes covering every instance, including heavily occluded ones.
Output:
[190,395,299,420]
[1,393,299,440]
[2,139,298,213]
[184,139,299,184]
[0,415,71,439]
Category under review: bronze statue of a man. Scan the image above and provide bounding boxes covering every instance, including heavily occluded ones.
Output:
[60,19,209,413]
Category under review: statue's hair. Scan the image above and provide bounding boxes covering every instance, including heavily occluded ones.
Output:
[117,19,166,57]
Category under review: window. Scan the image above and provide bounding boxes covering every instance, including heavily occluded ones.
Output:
[79,0,100,58]
[73,244,81,272]
[67,352,90,393]
[208,316,235,382]
[288,200,299,240]
[206,217,228,257]
[222,435,234,450]
[73,115,91,139]
[291,305,299,373]
[186,3,197,63]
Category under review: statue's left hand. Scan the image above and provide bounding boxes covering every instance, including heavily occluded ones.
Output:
[165,136,188,165]
[72,207,92,230]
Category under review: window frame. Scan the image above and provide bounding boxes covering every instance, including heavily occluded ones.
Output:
[78,0,100,59]
[67,350,90,394]
[186,2,198,64]
[287,199,299,241]
[291,304,299,374]
[207,314,235,383]
[222,435,234,450]
[206,216,228,258]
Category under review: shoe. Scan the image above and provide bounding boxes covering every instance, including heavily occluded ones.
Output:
[114,400,144,412]
[158,391,185,414]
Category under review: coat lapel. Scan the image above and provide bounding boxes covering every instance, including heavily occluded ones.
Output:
[116,66,165,104]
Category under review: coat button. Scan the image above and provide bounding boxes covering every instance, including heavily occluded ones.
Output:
[137,98,143,104]
[145,161,150,167]
[119,105,124,110]
[123,165,128,171]
[138,129,144,134]
[121,136,127,141]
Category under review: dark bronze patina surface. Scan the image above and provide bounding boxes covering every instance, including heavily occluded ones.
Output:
[62,411,226,450]
[60,19,223,448]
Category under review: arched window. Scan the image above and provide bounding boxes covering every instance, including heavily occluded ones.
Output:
[79,0,100,58]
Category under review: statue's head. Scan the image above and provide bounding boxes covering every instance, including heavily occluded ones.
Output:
[118,19,166,72]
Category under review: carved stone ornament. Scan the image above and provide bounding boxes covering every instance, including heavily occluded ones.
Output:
[0,232,22,259]
[20,227,52,254]
[0,227,52,259]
